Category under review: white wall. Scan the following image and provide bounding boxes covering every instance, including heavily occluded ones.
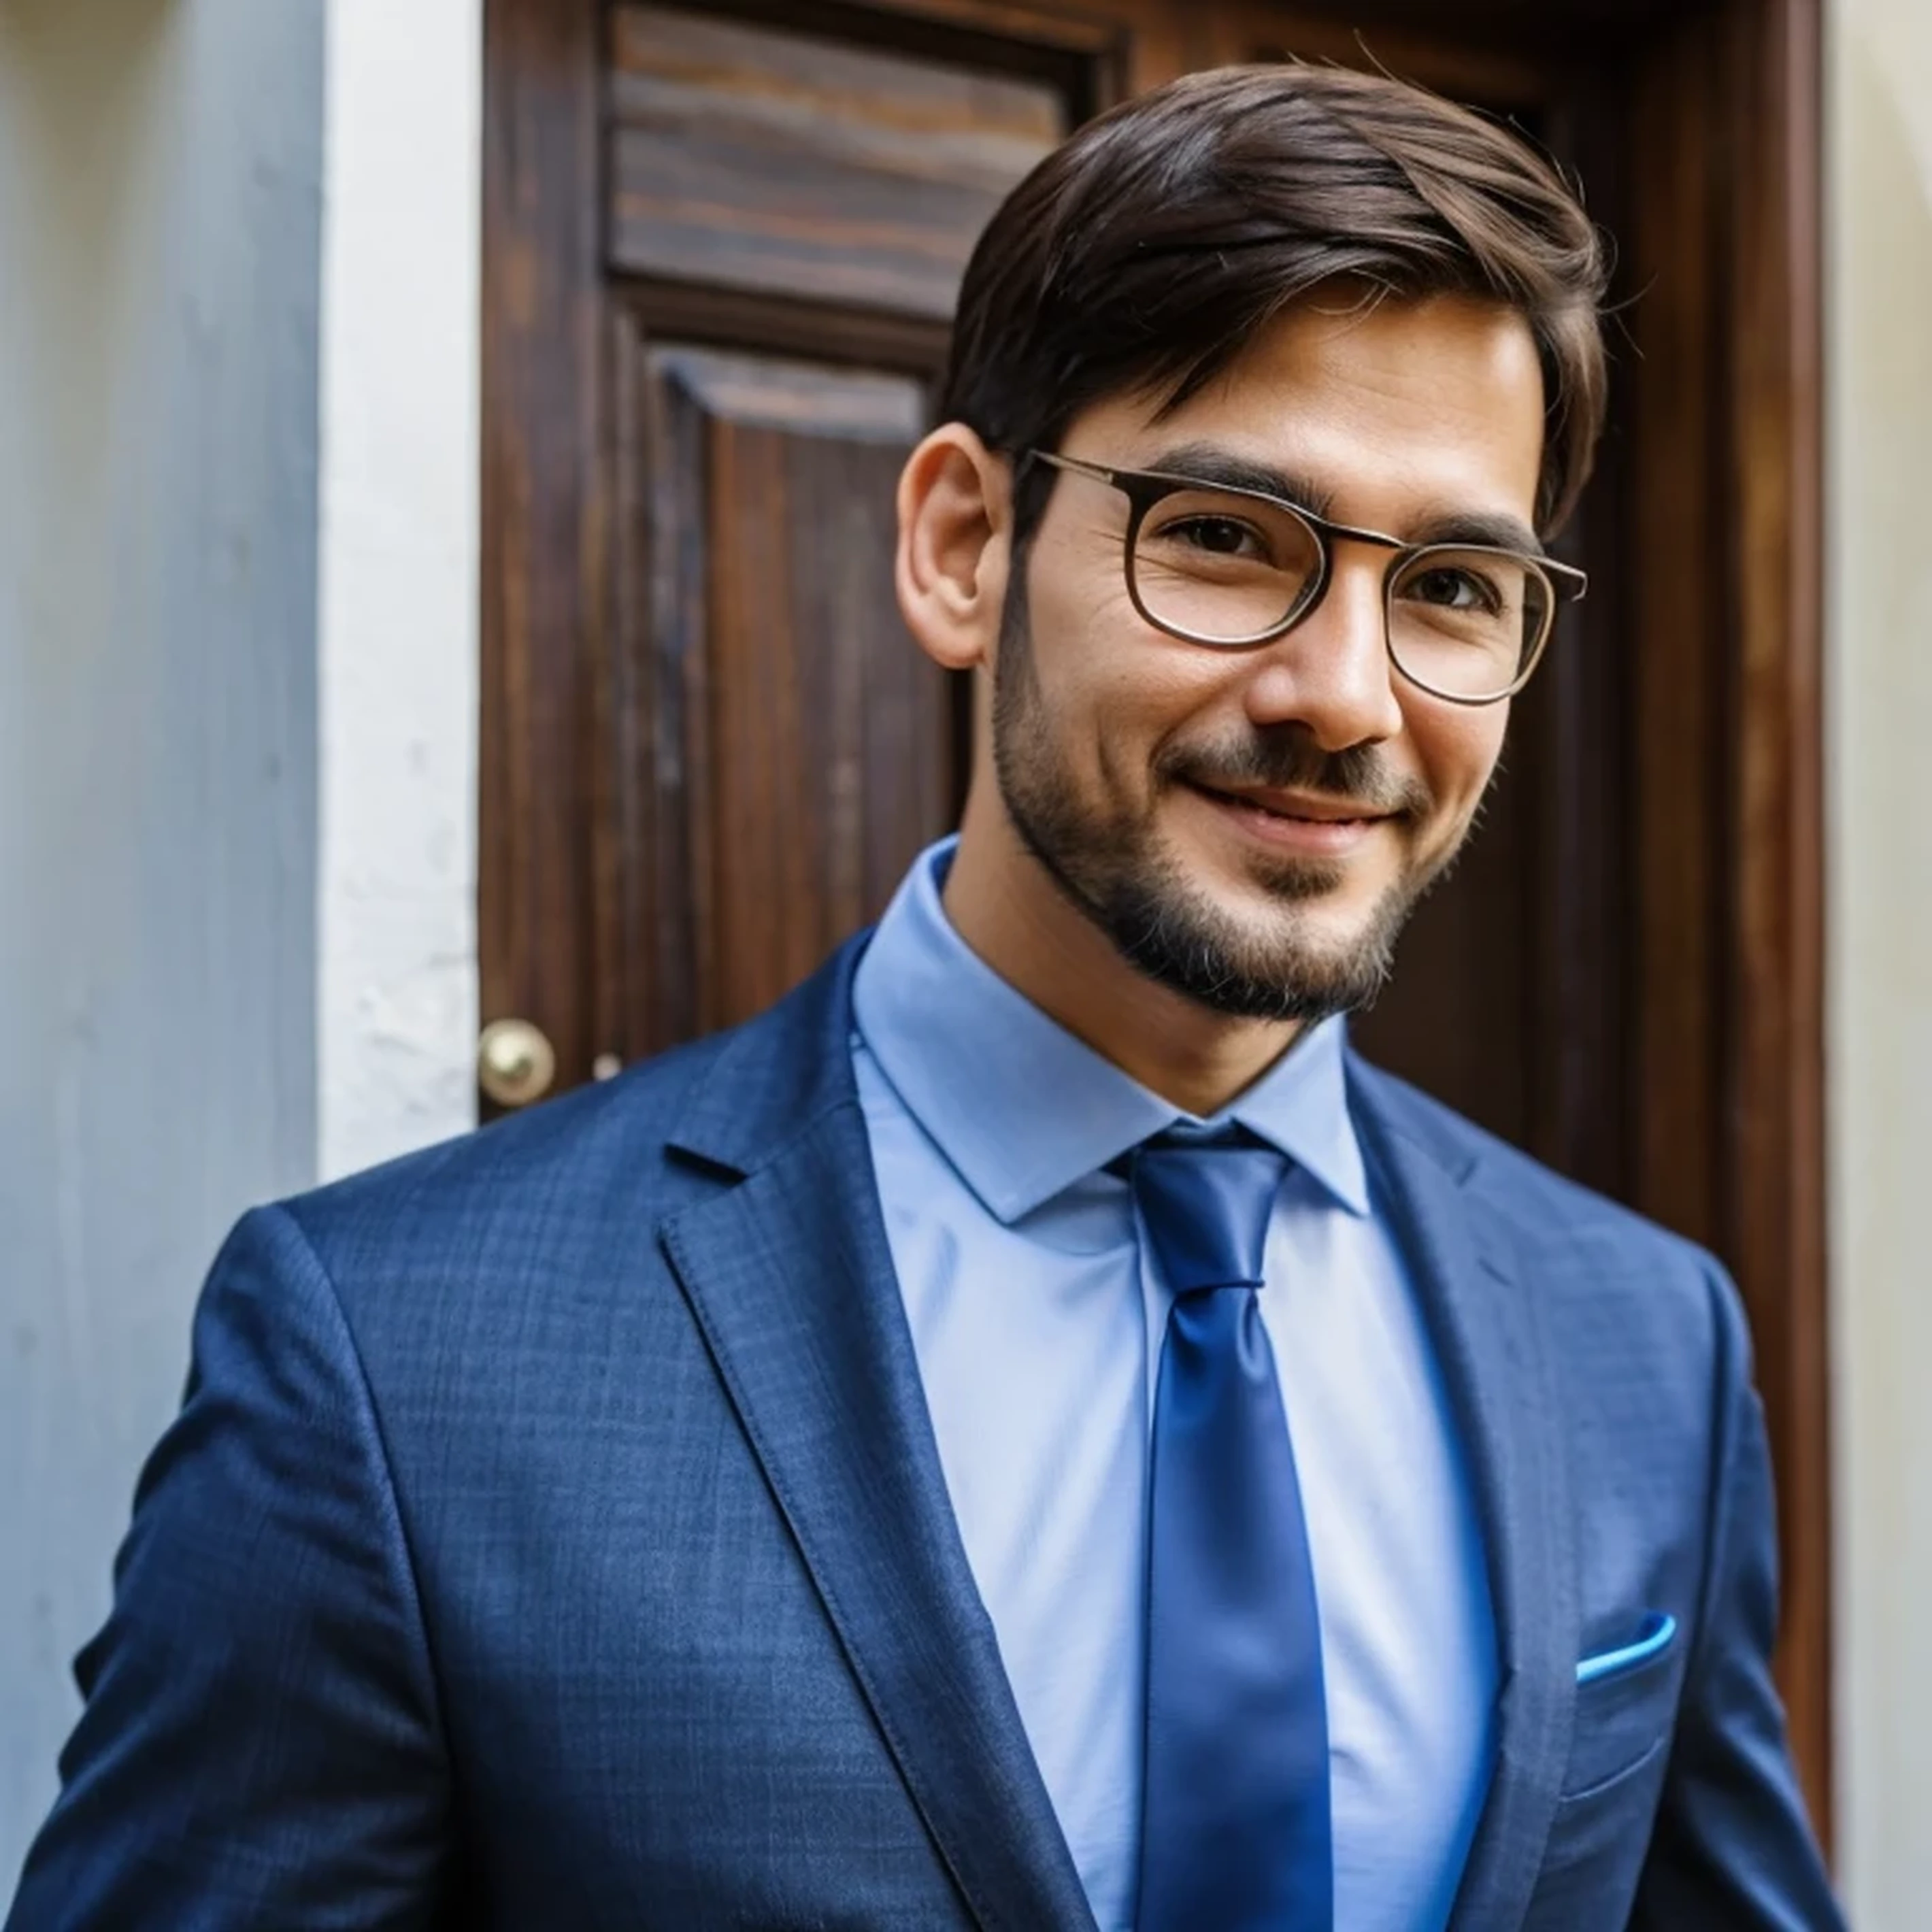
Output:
[0,0,324,1886]
[0,0,480,1884]
[317,0,482,1182]
[1827,0,1932,1922]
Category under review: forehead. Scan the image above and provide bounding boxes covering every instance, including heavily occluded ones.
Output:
[1077,292,1548,529]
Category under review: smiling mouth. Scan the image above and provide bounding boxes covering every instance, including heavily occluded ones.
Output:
[1186,780,1392,828]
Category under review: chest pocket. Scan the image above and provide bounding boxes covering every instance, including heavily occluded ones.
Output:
[1529,1647,1682,1932]
[1560,1633,1682,1801]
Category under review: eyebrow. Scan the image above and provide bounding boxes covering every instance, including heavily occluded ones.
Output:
[1140,439,1545,558]
[1142,442,1339,520]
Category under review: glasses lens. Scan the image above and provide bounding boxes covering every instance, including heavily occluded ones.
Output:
[1388,547,1552,700]
[1128,488,1322,644]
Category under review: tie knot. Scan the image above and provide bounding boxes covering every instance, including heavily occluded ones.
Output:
[1131,1132,1286,1296]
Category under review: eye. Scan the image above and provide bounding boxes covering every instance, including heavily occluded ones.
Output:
[1403,562,1505,614]
[1161,514,1270,561]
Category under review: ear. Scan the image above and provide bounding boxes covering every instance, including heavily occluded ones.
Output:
[895,423,1012,674]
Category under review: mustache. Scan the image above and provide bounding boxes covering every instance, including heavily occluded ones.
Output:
[1158,731,1433,820]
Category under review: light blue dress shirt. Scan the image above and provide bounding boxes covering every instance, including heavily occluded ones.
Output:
[851,841,1497,1932]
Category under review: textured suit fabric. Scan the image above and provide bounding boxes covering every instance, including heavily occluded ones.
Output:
[7,936,1842,1931]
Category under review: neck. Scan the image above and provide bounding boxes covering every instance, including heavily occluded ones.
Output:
[940,794,1305,1118]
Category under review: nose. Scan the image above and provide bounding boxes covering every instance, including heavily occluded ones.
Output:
[1239,551,1405,751]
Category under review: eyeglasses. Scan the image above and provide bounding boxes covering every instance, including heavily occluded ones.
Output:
[1025,450,1586,706]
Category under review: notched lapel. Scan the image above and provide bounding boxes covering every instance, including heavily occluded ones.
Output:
[661,1093,1096,1932]
[1351,1070,1579,1932]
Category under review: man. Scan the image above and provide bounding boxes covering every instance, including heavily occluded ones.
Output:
[9,63,1839,1932]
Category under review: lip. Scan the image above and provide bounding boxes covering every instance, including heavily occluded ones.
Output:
[1184,780,1391,857]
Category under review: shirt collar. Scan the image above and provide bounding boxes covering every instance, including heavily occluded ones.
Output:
[852,839,1371,1225]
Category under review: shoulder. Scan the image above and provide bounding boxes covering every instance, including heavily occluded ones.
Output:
[277,1025,732,1280]
[1348,1054,1751,1378]
[191,1023,771,1469]
[1350,1055,1710,1261]
[1350,1056,1761,1578]
[276,935,869,1286]
[246,932,864,1376]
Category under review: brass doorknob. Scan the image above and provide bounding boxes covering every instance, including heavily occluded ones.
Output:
[477,1018,558,1108]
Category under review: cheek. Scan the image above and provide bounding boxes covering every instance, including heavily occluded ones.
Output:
[1025,571,1216,763]
[1409,705,1508,820]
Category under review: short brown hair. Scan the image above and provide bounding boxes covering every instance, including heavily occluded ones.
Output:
[941,64,1610,539]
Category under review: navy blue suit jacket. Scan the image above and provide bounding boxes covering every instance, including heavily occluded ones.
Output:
[10,939,1840,1929]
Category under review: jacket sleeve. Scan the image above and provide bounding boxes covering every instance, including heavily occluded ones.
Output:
[5,1206,450,1930]
[1631,1264,1843,1931]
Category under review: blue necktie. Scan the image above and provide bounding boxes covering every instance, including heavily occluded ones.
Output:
[1132,1131,1333,1932]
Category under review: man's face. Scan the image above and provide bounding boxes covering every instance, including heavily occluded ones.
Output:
[990,291,1548,1022]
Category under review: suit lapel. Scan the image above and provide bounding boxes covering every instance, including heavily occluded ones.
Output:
[661,945,1095,1932]
[1350,1065,1578,1932]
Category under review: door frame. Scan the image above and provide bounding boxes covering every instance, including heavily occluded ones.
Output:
[480,0,1832,1839]
[1622,0,1831,1845]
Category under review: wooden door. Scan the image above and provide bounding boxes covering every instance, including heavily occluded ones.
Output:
[484,0,1829,1839]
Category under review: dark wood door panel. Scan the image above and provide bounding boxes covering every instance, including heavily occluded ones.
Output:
[1190,1,1563,98]
[639,0,1131,105]
[594,3,1078,1063]
[608,335,954,1052]
[610,5,1066,317]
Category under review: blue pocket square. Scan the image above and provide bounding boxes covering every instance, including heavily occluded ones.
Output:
[1576,1611,1678,1685]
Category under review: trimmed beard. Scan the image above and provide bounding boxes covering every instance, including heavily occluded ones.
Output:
[989,570,1457,1023]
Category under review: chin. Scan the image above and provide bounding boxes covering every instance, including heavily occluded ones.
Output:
[1237,917,1391,993]
[1218,869,1399,944]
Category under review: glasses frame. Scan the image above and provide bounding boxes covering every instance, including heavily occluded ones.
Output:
[1025,448,1588,707]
